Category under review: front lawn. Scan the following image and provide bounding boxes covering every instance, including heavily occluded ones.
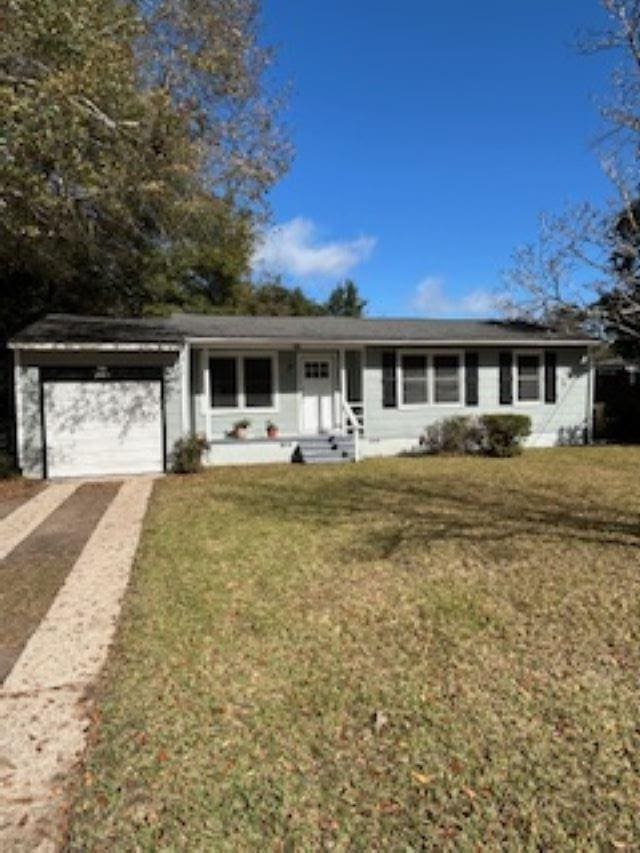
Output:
[69,448,640,850]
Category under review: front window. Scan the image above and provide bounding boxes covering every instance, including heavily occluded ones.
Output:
[433,354,460,403]
[209,354,276,409]
[401,354,428,404]
[244,357,273,407]
[210,357,237,408]
[517,354,540,401]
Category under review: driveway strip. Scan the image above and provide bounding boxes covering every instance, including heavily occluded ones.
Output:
[0,482,121,684]
[0,483,78,561]
[0,476,154,851]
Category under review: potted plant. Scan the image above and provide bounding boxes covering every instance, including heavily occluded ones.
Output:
[231,418,251,439]
[266,420,279,439]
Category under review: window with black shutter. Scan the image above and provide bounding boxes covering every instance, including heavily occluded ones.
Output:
[499,351,513,404]
[382,350,397,408]
[464,352,479,406]
[544,351,557,403]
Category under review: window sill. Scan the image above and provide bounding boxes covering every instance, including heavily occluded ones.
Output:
[209,407,279,415]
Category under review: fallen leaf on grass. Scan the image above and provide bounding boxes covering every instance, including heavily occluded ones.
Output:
[411,771,434,786]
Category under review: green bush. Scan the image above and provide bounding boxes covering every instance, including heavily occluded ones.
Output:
[0,451,16,479]
[420,414,532,458]
[171,434,211,474]
[479,414,532,457]
[422,416,482,455]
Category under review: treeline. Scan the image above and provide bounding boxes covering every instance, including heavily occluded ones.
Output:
[0,0,365,348]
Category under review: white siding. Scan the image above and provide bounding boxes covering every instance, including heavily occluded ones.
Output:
[364,346,590,445]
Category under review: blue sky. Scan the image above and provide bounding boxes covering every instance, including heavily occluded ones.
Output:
[253,0,616,317]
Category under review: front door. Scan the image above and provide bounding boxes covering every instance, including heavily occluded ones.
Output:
[301,356,335,433]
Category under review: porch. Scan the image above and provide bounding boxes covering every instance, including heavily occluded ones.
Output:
[205,432,358,466]
[188,345,366,463]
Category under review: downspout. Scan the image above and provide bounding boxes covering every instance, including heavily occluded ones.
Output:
[586,349,595,444]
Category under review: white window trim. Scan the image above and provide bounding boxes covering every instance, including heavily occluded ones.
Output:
[431,349,464,406]
[397,349,429,409]
[397,349,464,409]
[205,350,279,414]
[513,349,543,405]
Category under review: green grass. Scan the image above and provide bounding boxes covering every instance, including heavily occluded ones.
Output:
[69,448,640,850]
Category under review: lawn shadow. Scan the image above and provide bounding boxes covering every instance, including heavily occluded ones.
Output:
[212,460,640,562]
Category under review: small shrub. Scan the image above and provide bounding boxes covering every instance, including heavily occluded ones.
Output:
[171,434,210,474]
[479,414,531,457]
[0,451,16,479]
[422,416,482,455]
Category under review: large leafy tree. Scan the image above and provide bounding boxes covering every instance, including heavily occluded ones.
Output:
[0,0,290,337]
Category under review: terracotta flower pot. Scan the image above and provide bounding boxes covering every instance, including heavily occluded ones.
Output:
[266,427,279,439]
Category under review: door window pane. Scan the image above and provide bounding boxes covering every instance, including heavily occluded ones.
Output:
[210,357,237,408]
[401,354,428,404]
[434,354,460,403]
[244,357,273,407]
[305,361,330,379]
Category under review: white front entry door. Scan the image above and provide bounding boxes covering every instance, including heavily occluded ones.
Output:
[301,357,335,433]
[43,380,164,478]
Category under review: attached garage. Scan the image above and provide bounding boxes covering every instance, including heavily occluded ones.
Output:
[11,316,185,479]
[42,367,165,478]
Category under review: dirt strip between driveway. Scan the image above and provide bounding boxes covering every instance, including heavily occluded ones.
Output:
[0,481,45,521]
[0,482,122,684]
[0,483,78,560]
[0,477,155,852]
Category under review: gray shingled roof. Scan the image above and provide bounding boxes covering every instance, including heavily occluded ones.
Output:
[11,313,594,346]
[12,314,184,345]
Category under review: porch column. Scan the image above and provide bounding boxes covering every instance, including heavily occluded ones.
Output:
[180,342,191,435]
[339,348,347,431]
[13,348,23,470]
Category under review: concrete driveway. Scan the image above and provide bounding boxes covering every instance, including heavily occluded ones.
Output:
[0,477,154,851]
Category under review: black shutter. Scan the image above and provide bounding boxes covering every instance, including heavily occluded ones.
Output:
[499,351,513,405]
[544,350,557,403]
[382,350,397,408]
[464,352,479,406]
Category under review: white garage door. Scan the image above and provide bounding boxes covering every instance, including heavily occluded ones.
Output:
[44,379,164,478]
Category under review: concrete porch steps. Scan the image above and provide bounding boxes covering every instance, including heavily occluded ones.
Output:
[294,435,356,464]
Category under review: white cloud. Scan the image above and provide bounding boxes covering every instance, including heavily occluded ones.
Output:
[252,217,377,279]
[410,276,496,318]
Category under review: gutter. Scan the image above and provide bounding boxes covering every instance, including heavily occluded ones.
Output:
[8,337,598,351]
[183,336,597,348]
[8,342,182,352]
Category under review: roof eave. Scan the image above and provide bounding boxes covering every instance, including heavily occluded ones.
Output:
[184,336,596,347]
[8,341,183,351]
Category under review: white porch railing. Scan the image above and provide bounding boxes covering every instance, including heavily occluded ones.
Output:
[342,400,362,461]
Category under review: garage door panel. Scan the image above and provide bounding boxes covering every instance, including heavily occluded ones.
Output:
[44,381,164,478]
